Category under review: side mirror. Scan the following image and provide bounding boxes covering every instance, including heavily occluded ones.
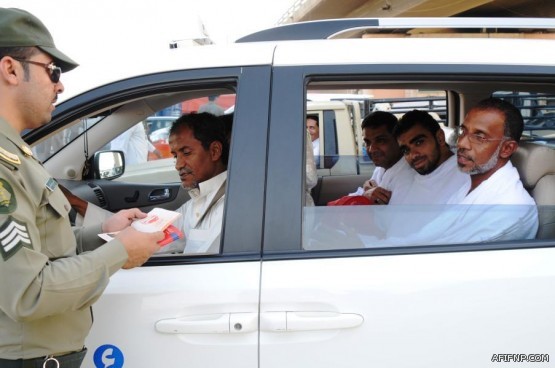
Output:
[93,150,125,180]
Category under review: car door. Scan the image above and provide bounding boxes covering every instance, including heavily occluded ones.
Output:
[259,62,555,367]
[28,65,271,367]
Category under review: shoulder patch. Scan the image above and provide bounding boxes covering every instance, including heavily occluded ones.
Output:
[0,147,21,166]
[0,179,16,214]
[0,216,31,261]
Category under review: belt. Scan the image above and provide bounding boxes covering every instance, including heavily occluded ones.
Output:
[0,348,87,368]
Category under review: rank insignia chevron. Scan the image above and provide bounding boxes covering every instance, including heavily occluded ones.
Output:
[0,216,31,261]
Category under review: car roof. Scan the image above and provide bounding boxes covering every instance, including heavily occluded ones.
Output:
[58,17,555,103]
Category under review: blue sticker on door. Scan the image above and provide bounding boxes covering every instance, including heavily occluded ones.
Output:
[93,344,124,368]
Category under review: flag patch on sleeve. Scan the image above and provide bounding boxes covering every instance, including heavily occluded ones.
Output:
[0,216,31,260]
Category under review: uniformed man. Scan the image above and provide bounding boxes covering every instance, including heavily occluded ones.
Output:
[0,8,164,367]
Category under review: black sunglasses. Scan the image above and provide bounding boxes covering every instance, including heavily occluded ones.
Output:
[11,57,62,83]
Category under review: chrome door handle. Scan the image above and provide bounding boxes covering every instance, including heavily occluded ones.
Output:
[261,311,364,332]
[155,312,257,334]
[149,188,170,201]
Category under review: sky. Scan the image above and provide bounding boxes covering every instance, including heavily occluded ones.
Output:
[0,0,295,98]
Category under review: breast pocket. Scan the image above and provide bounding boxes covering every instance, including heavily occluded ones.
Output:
[44,188,70,219]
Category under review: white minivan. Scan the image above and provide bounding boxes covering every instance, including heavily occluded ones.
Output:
[28,18,555,367]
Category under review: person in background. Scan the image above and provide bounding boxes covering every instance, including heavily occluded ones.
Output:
[0,7,163,367]
[306,114,320,166]
[110,122,162,165]
[198,95,224,116]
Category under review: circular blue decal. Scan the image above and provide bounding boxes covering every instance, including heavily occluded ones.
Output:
[93,344,124,368]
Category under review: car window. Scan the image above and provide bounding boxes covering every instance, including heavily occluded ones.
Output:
[34,87,240,258]
[32,117,101,163]
[105,96,233,185]
[303,83,554,252]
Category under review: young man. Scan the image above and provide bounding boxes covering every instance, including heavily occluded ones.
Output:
[358,111,413,205]
[169,113,229,254]
[392,109,469,204]
[0,8,163,367]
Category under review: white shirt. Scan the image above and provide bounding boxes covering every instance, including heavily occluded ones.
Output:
[110,123,156,165]
[377,158,415,205]
[371,154,470,241]
[370,166,385,185]
[397,154,470,205]
[312,138,320,164]
[172,171,227,255]
[369,161,538,247]
[198,101,224,116]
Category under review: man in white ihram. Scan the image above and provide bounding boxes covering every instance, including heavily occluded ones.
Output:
[377,98,538,246]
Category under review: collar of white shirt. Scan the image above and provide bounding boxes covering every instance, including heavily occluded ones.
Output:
[188,170,227,200]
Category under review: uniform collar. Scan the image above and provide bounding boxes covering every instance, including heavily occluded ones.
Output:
[0,117,35,157]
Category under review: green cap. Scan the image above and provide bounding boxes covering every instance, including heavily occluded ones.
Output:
[0,7,78,72]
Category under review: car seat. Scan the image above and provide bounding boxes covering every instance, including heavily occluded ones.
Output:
[512,141,555,239]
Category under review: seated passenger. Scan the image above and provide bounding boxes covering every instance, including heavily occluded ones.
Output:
[340,111,413,205]
[328,110,468,207]
[444,97,538,239]
[306,115,320,166]
[373,99,538,246]
[169,113,229,254]
[391,109,469,204]
[305,129,318,206]
[63,112,229,255]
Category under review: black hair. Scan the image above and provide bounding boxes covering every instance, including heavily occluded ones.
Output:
[219,113,234,142]
[306,114,319,126]
[0,47,37,76]
[170,112,230,166]
[393,109,440,139]
[361,111,398,133]
[473,97,524,142]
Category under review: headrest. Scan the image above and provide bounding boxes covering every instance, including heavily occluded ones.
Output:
[512,141,555,189]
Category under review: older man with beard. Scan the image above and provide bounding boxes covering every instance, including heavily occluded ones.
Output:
[443,97,538,241]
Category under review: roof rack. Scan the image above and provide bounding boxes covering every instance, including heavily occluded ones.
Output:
[236,17,555,43]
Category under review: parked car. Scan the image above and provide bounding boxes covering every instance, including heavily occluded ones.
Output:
[26,18,555,368]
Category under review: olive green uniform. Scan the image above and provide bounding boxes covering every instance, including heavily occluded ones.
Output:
[0,118,128,359]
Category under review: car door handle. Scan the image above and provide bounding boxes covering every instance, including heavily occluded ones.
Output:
[155,312,257,334]
[149,188,171,201]
[260,311,364,332]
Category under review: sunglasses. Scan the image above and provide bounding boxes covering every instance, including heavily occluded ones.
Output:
[11,57,62,83]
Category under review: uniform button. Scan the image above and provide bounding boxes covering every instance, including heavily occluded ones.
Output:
[195,212,200,218]
[65,204,70,211]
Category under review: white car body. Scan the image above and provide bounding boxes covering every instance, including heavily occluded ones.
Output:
[25,18,555,367]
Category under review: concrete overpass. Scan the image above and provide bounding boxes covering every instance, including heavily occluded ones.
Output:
[278,0,555,24]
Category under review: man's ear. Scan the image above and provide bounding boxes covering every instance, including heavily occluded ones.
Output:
[435,128,446,146]
[0,57,20,85]
[500,139,518,159]
[209,141,223,162]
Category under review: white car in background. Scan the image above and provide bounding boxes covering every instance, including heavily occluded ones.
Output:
[27,18,555,367]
